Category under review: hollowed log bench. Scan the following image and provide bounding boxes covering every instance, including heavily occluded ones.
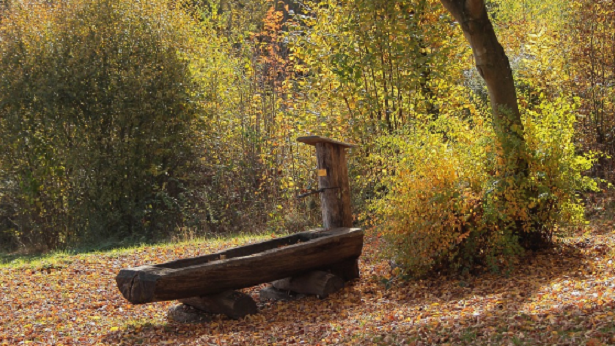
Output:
[116,227,363,320]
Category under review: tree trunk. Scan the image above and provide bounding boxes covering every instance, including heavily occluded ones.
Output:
[439,0,549,248]
[439,0,526,163]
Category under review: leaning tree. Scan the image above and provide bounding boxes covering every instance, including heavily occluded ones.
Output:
[439,0,525,164]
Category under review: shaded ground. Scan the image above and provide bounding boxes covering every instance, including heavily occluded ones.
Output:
[1,226,614,345]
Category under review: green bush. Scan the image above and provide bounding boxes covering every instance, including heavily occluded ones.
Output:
[0,0,206,250]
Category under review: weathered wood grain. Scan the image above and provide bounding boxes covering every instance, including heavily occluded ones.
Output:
[315,142,354,228]
[324,258,360,282]
[116,227,363,304]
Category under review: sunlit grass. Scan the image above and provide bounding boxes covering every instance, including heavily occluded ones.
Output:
[0,230,290,268]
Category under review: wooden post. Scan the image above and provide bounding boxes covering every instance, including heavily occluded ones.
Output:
[297,136,356,228]
[297,136,360,282]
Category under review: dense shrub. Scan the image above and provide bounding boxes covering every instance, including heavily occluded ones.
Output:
[373,96,598,277]
[0,0,206,250]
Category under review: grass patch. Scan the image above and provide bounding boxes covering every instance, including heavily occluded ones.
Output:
[0,230,288,268]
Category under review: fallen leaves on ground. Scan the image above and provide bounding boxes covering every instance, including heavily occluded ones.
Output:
[1,228,615,346]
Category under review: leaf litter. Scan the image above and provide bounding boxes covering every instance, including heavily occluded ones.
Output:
[1,228,615,345]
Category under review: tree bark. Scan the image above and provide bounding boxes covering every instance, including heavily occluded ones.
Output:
[439,0,525,161]
[439,0,549,248]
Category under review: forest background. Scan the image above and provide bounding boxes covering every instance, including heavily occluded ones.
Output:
[0,0,613,276]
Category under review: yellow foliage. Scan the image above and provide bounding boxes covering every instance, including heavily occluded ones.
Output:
[373,94,598,277]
